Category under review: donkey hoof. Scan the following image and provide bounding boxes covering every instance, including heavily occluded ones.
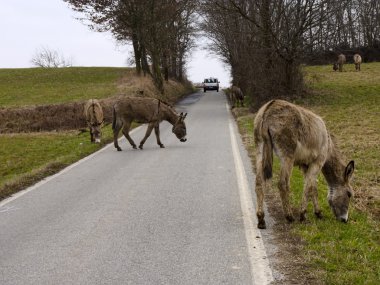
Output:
[116,147,122,151]
[315,211,323,219]
[132,145,137,149]
[286,215,295,223]
[139,145,143,150]
[257,220,266,229]
[159,144,165,148]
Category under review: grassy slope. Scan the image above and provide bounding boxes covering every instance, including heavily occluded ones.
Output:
[237,62,380,285]
[0,67,190,200]
[0,67,130,107]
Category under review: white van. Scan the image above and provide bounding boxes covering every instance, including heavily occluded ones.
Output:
[203,77,219,92]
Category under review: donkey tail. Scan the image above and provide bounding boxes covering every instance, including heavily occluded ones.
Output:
[255,100,275,181]
[261,127,273,180]
[112,105,117,130]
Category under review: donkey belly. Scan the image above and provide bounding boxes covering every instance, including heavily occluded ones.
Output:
[294,141,325,166]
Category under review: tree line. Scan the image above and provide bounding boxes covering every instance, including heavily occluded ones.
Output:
[200,0,380,109]
[65,0,379,109]
[64,0,198,93]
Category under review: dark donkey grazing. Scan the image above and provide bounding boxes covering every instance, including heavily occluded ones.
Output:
[112,97,187,151]
[229,86,244,109]
[84,99,104,143]
[337,54,346,72]
[254,100,355,229]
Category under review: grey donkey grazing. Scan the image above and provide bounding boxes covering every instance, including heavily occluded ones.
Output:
[112,97,187,151]
[353,54,362,71]
[84,99,104,143]
[254,100,355,229]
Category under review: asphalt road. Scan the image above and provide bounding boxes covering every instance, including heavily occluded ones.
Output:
[0,91,274,285]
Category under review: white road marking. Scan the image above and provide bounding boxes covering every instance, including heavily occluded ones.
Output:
[227,104,274,285]
[0,205,19,213]
[0,127,142,209]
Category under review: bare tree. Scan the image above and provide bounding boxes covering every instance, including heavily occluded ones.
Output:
[201,0,380,109]
[64,0,198,93]
[31,47,73,68]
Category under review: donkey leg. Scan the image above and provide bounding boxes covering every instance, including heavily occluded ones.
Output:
[113,121,123,151]
[139,123,154,149]
[154,125,164,148]
[122,121,137,149]
[278,158,295,222]
[255,172,267,229]
[90,130,95,143]
[300,164,322,221]
[255,146,267,229]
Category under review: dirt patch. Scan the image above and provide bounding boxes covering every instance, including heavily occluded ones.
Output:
[265,190,324,285]
[0,102,87,133]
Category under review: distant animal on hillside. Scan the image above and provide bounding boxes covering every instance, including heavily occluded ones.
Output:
[112,97,187,151]
[254,99,355,229]
[353,54,362,71]
[229,86,244,108]
[337,54,346,72]
[84,99,104,143]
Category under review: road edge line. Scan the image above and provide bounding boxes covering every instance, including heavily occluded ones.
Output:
[227,104,274,285]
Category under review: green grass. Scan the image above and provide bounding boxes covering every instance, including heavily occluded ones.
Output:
[303,62,380,215]
[0,126,115,200]
[236,62,380,284]
[0,67,131,107]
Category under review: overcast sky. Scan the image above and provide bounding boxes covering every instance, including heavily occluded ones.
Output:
[0,0,231,86]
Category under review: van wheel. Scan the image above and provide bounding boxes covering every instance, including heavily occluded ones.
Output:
[204,89,206,92]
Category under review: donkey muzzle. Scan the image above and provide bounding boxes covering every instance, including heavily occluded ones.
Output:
[180,137,187,142]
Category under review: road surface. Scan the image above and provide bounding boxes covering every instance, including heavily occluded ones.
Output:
[0,91,275,285]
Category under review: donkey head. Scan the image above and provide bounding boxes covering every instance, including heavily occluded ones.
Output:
[88,120,104,143]
[172,112,187,142]
[328,160,355,223]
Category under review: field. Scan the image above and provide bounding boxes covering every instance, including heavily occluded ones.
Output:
[0,67,132,107]
[0,67,192,200]
[236,62,380,284]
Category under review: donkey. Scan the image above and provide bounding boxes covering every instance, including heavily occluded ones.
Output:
[353,54,362,71]
[254,100,355,229]
[112,97,187,151]
[84,99,104,143]
[337,54,346,72]
[229,86,245,109]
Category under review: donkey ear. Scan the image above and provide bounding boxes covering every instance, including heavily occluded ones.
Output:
[183,113,187,120]
[344,160,355,182]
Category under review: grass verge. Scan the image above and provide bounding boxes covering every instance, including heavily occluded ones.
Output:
[0,125,113,200]
[235,62,380,284]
